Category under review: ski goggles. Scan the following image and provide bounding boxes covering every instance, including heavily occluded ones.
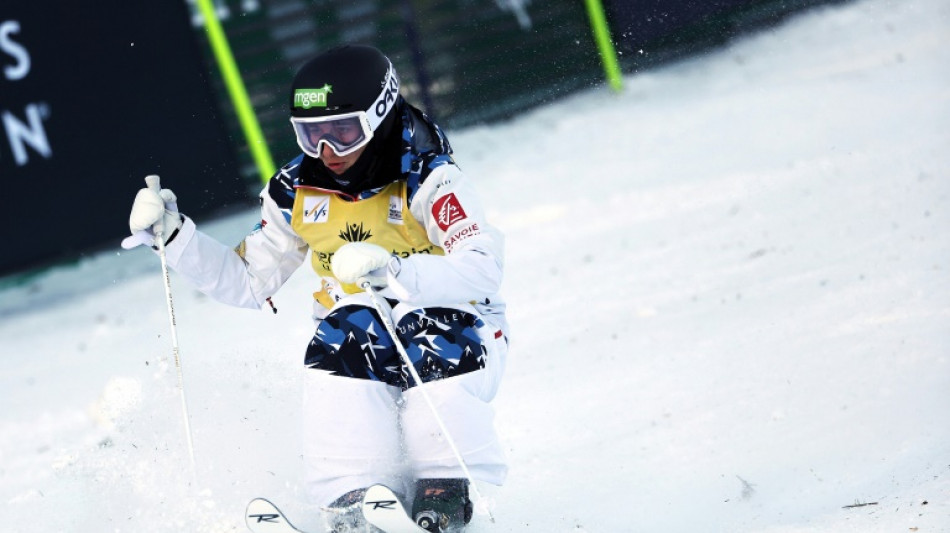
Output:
[290,111,375,158]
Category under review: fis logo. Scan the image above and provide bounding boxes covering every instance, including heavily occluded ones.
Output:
[294,85,333,109]
[303,195,330,223]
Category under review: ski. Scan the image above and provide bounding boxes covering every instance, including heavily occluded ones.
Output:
[246,486,427,533]
[246,498,306,533]
[361,484,428,533]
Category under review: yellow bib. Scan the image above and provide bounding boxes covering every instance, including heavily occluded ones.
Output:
[291,182,444,305]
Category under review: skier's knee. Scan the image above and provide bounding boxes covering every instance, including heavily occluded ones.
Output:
[395,306,489,386]
[304,302,401,383]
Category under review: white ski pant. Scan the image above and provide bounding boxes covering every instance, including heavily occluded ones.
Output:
[300,298,508,506]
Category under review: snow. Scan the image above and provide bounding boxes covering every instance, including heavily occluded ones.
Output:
[2,0,949,530]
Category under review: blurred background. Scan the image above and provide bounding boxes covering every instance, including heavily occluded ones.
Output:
[1,0,844,277]
[2,2,948,530]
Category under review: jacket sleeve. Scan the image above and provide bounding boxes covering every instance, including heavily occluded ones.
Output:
[162,184,308,310]
[388,164,505,306]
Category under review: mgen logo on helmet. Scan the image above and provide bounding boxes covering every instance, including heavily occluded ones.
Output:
[294,85,333,110]
[289,45,401,159]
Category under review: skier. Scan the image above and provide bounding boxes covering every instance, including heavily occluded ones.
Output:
[122,44,509,532]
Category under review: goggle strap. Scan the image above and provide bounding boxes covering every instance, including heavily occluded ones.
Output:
[366,61,399,131]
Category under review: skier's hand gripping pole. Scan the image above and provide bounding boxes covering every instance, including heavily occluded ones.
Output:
[145,175,198,485]
[123,177,182,250]
[359,280,497,524]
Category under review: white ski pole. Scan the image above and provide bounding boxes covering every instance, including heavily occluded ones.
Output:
[145,174,198,484]
[360,281,496,524]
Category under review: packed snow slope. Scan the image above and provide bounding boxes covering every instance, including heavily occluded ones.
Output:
[1,0,948,531]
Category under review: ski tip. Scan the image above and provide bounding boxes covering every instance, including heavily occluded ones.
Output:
[363,484,398,499]
[361,485,427,532]
[246,498,301,532]
[247,497,278,513]
[361,484,403,514]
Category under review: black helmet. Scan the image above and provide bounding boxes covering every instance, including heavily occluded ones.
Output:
[289,45,400,158]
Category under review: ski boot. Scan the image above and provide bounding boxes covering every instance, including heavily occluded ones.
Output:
[323,488,382,533]
[411,479,473,532]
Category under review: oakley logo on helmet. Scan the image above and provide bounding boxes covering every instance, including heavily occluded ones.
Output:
[294,85,333,109]
[373,65,399,119]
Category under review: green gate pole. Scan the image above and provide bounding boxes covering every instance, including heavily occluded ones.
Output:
[195,0,276,184]
[584,0,624,92]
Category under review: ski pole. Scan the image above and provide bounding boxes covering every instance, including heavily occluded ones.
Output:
[145,174,198,484]
[360,281,496,523]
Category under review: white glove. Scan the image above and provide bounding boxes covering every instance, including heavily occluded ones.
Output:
[121,188,182,249]
[331,242,394,288]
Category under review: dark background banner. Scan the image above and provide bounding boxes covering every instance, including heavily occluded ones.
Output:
[0,2,245,275]
[1,0,843,277]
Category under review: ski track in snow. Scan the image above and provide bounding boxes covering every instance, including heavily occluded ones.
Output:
[1,0,948,531]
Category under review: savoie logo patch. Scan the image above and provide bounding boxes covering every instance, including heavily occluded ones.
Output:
[432,193,467,231]
[303,195,330,223]
[294,85,332,109]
